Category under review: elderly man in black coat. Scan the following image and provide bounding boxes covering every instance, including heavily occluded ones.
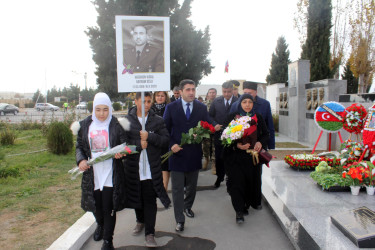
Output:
[124,92,171,247]
[209,81,238,187]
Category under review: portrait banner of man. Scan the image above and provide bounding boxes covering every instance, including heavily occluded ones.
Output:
[115,16,170,92]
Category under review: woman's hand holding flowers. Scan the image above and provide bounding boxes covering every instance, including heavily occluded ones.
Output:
[79,160,90,171]
[254,142,262,152]
[237,142,250,150]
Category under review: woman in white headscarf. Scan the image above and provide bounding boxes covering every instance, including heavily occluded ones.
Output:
[72,92,130,250]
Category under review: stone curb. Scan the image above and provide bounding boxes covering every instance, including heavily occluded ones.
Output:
[47,212,96,250]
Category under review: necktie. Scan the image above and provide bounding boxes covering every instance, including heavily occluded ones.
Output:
[225,100,229,110]
[186,103,191,119]
[136,50,141,63]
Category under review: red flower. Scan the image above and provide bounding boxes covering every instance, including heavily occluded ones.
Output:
[342,172,347,178]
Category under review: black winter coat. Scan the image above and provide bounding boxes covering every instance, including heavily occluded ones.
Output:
[222,112,270,168]
[124,107,171,209]
[75,116,127,212]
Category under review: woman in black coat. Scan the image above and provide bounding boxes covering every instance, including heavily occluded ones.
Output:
[222,94,269,224]
[151,91,171,191]
[73,92,131,250]
[124,92,171,247]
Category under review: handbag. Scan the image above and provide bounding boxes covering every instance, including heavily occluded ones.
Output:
[259,149,272,167]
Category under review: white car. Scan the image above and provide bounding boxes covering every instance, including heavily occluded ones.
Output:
[76,102,87,109]
[35,103,59,111]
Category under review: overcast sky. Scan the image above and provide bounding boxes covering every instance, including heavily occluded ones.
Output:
[0,0,301,94]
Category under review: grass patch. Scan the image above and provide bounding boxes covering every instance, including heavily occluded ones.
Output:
[0,129,84,249]
[275,142,309,148]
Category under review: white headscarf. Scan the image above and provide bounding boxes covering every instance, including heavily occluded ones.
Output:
[92,92,112,127]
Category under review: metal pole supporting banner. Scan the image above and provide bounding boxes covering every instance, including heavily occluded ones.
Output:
[141,92,146,176]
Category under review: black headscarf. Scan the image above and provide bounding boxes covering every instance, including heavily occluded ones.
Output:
[237,94,255,117]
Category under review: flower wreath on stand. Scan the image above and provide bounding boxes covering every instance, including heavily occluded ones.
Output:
[342,103,367,135]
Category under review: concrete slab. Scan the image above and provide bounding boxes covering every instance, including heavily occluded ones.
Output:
[263,160,375,250]
[81,170,294,250]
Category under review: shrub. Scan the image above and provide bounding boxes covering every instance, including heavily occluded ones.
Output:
[87,101,93,113]
[272,113,279,132]
[0,128,16,145]
[18,119,42,130]
[0,165,20,178]
[112,102,121,111]
[47,122,73,155]
[24,102,35,108]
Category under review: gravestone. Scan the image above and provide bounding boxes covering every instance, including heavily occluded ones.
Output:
[279,60,347,150]
[331,206,375,248]
[279,60,310,142]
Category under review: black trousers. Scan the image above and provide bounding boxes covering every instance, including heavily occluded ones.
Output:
[214,139,225,182]
[135,180,157,236]
[93,187,116,241]
[171,170,199,223]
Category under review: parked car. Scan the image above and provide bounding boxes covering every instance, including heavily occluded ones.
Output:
[35,103,59,111]
[0,103,19,115]
[76,102,87,109]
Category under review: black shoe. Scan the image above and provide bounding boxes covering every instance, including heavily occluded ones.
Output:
[214,177,223,188]
[243,208,249,216]
[101,240,114,250]
[253,205,262,210]
[93,224,104,241]
[184,208,195,218]
[236,212,244,224]
[175,222,185,232]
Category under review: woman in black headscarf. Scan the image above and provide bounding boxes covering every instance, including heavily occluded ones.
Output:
[222,94,269,224]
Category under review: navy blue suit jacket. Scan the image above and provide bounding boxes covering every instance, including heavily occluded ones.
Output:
[163,99,214,172]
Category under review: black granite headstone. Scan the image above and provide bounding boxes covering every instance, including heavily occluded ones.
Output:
[331,206,375,248]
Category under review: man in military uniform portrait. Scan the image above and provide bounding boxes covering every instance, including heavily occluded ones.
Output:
[123,23,164,73]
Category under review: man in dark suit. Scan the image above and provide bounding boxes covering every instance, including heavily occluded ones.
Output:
[163,79,218,232]
[169,86,180,102]
[123,25,164,73]
[209,81,238,187]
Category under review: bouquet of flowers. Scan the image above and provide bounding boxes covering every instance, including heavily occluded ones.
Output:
[342,164,366,186]
[161,121,215,164]
[221,115,265,165]
[69,143,138,180]
[221,115,256,147]
[364,161,375,187]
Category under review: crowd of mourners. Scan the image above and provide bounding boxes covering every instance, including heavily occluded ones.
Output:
[74,79,275,249]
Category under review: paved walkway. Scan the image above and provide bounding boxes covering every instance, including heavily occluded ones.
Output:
[81,168,294,250]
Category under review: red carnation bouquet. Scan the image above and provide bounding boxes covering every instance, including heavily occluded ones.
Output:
[161,121,215,164]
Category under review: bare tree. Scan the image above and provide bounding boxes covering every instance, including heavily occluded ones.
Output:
[349,0,375,93]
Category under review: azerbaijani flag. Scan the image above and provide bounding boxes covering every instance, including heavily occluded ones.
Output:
[224,60,229,73]
[315,102,345,132]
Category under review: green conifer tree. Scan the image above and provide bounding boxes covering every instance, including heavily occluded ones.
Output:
[301,0,332,81]
[266,36,291,85]
[86,0,213,98]
[341,61,358,94]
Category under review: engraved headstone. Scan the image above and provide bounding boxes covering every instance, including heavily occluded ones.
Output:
[331,206,375,248]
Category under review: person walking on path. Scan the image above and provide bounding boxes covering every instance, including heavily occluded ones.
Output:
[230,81,275,150]
[151,91,171,191]
[124,92,171,247]
[209,81,238,188]
[170,86,181,102]
[73,92,130,250]
[223,94,269,224]
[163,79,218,232]
[202,87,217,171]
